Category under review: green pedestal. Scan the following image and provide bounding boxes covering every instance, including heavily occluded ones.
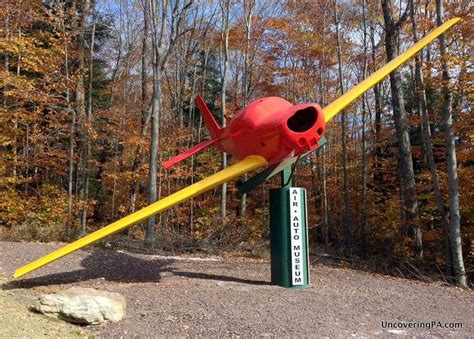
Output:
[270,169,309,288]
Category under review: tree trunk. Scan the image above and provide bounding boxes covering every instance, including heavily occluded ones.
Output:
[321,146,329,248]
[319,3,329,249]
[435,0,467,287]
[381,0,421,258]
[146,59,161,243]
[146,0,194,242]
[3,10,16,178]
[74,0,92,236]
[410,0,453,278]
[238,0,255,224]
[219,0,230,222]
[188,63,199,236]
[3,10,9,113]
[370,24,384,189]
[146,0,167,243]
[64,17,75,236]
[333,0,352,256]
[80,13,96,236]
[359,0,368,259]
[13,30,19,178]
[191,45,209,235]
[130,0,149,219]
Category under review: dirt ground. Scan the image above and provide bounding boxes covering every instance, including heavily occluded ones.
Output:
[0,278,88,338]
[0,241,472,337]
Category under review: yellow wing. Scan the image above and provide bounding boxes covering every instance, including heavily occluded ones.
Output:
[13,155,268,279]
[323,18,460,123]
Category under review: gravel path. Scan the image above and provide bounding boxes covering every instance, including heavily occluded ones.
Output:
[0,241,472,337]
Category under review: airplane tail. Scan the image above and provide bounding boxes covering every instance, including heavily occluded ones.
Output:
[163,95,222,169]
[195,95,222,140]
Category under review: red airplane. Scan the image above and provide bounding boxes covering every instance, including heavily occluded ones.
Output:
[12,18,459,279]
[163,96,326,169]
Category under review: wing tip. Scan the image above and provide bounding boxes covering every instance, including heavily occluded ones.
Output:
[12,270,22,279]
[162,160,174,169]
[443,17,461,28]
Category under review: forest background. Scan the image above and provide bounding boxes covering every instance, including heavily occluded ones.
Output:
[0,0,472,287]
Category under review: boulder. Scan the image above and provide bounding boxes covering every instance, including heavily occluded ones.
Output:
[30,287,126,325]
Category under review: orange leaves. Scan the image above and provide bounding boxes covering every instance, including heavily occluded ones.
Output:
[0,0,80,241]
[0,183,69,242]
[0,188,27,231]
[0,70,36,94]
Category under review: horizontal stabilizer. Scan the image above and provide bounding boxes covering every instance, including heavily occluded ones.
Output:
[163,139,219,169]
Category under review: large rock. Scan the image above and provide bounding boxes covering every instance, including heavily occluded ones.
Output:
[30,287,126,325]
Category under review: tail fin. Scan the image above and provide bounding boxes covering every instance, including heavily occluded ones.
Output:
[196,95,222,139]
[163,96,223,169]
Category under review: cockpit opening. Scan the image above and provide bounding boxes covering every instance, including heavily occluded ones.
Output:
[287,106,318,133]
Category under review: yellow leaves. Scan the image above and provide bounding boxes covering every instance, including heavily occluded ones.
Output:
[0,35,62,75]
[0,188,27,227]
[0,41,19,55]
[0,70,36,93]
[193,230,202,239]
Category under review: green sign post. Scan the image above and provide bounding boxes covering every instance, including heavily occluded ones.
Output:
[238,140,325,289]
[269,168,309,288]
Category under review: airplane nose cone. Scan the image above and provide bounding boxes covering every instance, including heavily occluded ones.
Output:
[283,103,326,153]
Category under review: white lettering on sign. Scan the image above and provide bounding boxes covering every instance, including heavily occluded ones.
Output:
[289,188,304,285]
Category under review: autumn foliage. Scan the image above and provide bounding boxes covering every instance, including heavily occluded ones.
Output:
[0,0,472,284]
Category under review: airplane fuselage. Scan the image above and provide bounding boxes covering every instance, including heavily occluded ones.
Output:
[218,97,326,164]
